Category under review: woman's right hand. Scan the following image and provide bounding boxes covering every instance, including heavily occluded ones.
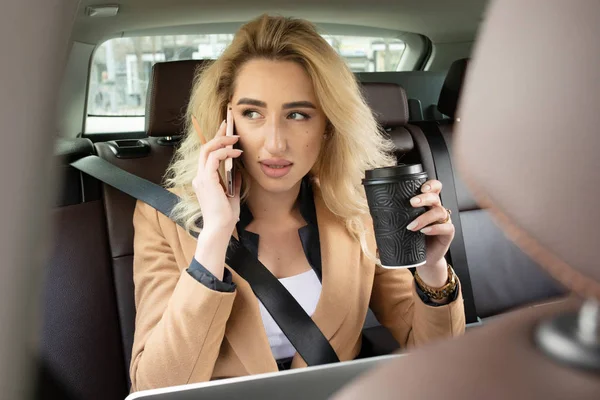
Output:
[192,118,243,235]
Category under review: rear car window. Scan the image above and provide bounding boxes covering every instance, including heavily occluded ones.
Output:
[85,34,406,134]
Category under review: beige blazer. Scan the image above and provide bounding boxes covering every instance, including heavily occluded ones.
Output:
[129,187,465,392]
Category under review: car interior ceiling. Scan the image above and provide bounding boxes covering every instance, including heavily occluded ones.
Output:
[31,0,574,399]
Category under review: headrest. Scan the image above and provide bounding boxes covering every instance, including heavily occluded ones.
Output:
[455,2,600,299]
[361,82,409,126]
[438,58,469,119]
[145,59,212,137]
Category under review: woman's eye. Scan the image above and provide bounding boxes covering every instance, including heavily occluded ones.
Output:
[288,112,310,121]
[242,110,262,119]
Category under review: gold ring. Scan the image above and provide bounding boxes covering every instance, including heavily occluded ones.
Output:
[438,208,452,224]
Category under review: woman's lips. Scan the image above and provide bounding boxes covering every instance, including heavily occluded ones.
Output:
[259,161,293,178]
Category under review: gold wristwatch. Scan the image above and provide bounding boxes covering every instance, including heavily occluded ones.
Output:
[414,264,458,300]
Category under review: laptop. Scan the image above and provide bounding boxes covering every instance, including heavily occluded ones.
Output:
[126,353,403,400]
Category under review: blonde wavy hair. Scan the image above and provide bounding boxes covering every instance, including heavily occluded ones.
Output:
[166,14,396,258]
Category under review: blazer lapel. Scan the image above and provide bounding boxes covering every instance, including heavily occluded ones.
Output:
[291,187,362,367]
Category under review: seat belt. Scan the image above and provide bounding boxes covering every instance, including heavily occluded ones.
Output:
[70,155,340,366]
[417,122,479,324]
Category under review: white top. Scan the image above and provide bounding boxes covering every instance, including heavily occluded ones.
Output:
[258,269,322,360]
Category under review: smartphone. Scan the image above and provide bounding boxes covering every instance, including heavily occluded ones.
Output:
[225,105,235,197]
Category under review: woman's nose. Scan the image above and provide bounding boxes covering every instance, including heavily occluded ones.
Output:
[263,119,287,155]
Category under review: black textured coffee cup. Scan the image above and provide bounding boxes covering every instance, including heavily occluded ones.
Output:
[362,164,428,268]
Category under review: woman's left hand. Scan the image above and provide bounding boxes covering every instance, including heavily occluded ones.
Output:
[406,179,454,288]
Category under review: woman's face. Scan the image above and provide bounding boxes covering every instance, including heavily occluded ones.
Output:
[231,59,327,194]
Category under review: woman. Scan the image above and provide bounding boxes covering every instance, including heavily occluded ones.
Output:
[130,14,465,391]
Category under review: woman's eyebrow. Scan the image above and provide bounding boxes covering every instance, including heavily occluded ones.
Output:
[236,98,267,107]
[282,101,316,110]
[236,98,316,110]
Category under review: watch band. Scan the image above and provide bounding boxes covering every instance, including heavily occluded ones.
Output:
[414,264,458,300]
